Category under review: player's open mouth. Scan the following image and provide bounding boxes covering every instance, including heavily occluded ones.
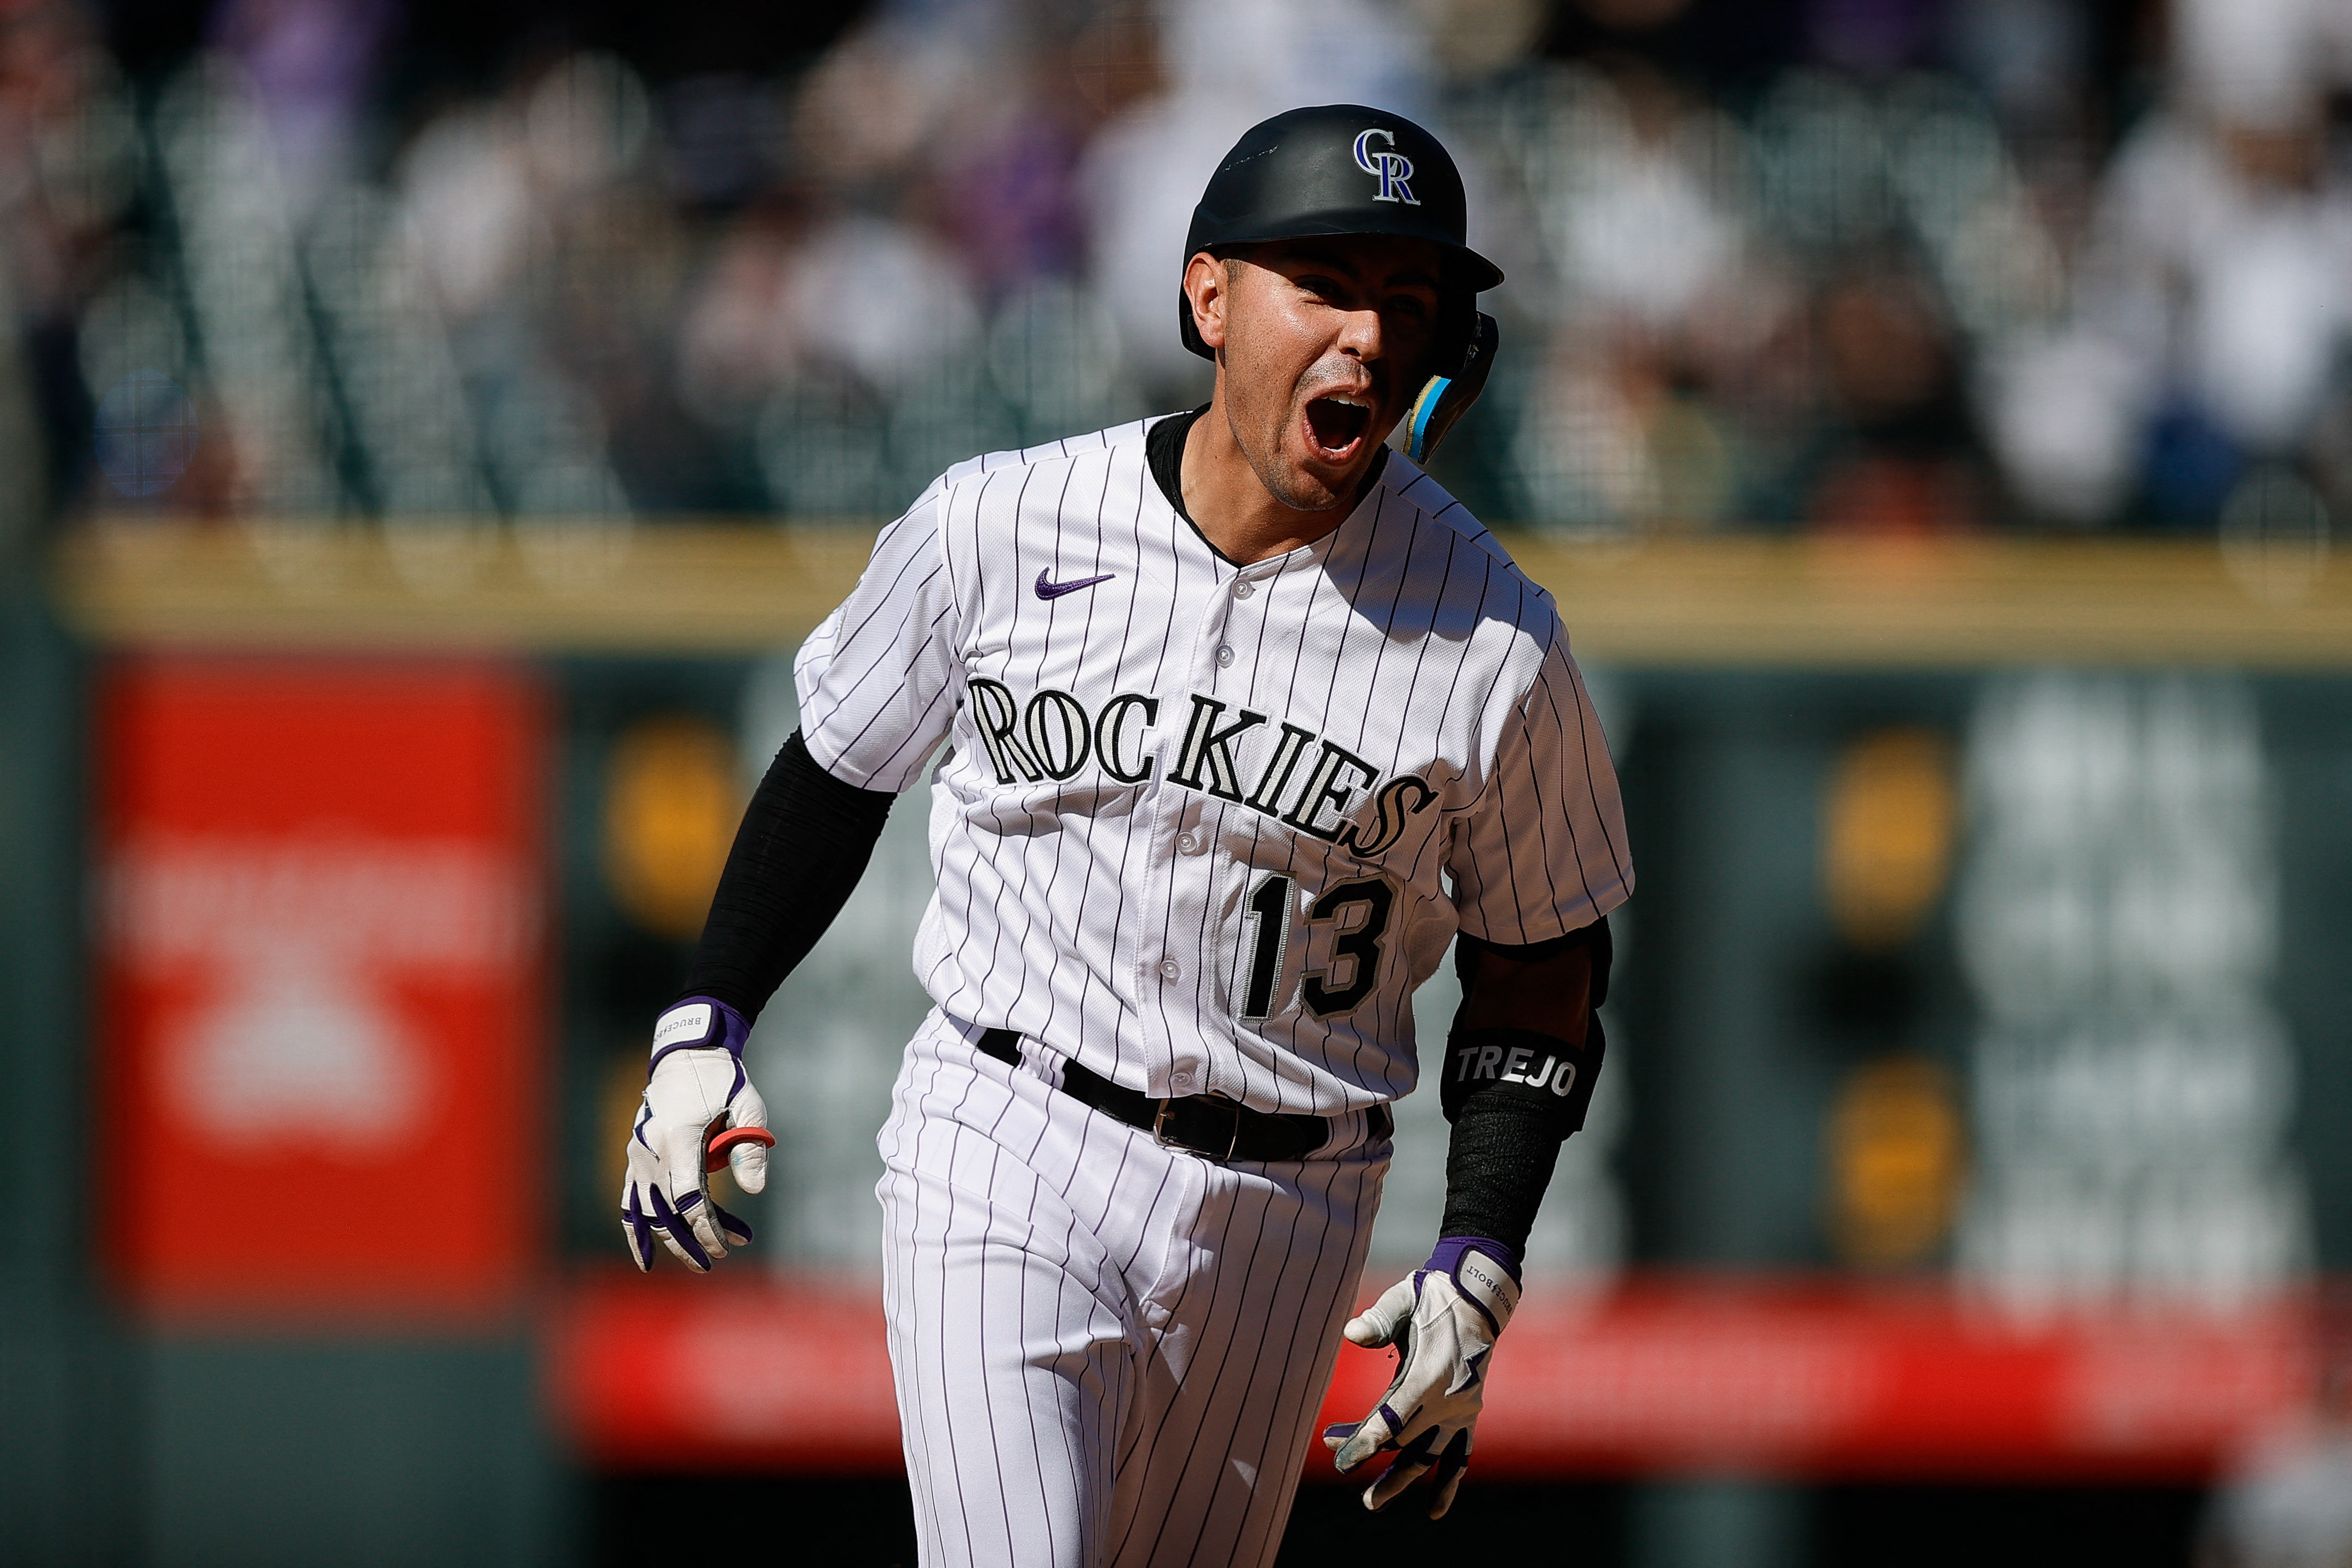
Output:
[1304,396,1372,461]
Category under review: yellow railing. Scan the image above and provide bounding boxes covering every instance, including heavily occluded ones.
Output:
[53,520,2352,667]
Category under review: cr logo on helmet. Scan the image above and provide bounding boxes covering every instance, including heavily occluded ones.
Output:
[1351,128,1420,206]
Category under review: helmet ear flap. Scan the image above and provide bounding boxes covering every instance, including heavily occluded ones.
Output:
[1400,312,1499,466]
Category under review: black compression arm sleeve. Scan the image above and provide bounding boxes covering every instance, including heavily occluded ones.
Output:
[677,730,895,1023]
[1438,1098,1568,1256]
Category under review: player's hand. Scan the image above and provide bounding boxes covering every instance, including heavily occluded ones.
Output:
[1323,1238,1521,1518]
[620,997,771,1273]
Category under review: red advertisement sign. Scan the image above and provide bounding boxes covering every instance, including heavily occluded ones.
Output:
[557,1273,2314,1481]
[99,657,546,1319]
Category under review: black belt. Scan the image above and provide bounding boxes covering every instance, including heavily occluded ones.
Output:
[976,1029,1391,1163]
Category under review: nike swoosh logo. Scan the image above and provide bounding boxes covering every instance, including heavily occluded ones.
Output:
[1035,569,1115,600]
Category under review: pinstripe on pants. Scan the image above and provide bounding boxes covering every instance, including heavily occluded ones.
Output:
[879,1012,1389,1568]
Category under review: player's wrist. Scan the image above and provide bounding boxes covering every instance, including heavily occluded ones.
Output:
[1426,1234,1522,1285]
[1421,1236,1521,1339]
[649,996,752,1074]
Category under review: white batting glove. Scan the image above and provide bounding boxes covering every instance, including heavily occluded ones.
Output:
[1323,1238,1521,1518]
[620,997,771,1273]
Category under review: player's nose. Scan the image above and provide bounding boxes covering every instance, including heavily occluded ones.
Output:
[1334,306,1387,363]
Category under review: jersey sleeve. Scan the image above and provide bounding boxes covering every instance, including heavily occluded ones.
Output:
[793,486,963,794]
[1448,632,1633,944]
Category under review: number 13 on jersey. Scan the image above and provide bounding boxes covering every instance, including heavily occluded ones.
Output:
[1238,872,1397,1021]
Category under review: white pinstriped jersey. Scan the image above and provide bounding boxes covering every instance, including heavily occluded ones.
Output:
[795,415,1632,1117]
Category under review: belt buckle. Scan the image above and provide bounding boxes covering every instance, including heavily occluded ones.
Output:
[1152,1096,1241,1163]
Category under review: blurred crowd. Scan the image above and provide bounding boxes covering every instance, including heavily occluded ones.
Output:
[7,0,2352,541]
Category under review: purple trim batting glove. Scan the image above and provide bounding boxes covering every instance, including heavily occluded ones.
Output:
[1322,1237,1522,1518]
[621,997,770,1273]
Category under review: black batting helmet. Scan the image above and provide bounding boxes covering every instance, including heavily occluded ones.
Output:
[1176,104,1504,365]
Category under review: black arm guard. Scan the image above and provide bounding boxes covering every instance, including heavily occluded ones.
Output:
[1433,917,1613,1254]
[1437,917,1611,1132]
[677,730,894,1024]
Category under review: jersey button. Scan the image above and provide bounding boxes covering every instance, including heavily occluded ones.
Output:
[1158,959,1182,981]
[1170,1070,1194,1092]
[1233,581,1255,599]
[1175,832,1200,855]
[1215,645,1234,667]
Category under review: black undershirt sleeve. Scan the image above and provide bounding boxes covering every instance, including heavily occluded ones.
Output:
[677,730,895,1024]
[1435,919,1614,1255]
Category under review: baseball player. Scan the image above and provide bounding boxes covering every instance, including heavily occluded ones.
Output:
[621,105,1631,1566]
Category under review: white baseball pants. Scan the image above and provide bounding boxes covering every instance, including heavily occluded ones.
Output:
[877,1012,1391,1568]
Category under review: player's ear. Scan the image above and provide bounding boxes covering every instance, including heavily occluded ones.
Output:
[1183,251,1230,353]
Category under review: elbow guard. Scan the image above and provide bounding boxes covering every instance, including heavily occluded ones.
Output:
[1438,915,1612,1138]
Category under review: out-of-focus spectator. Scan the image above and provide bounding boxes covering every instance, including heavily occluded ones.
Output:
[382,52,651,526]
[1491,56,1787,530]
[1805,256,1984,534]
[209,0,394,211]
[1984,0,2352,530]
[789,216,980,393]
[24,0,2352,534]
[398,100,538,326]
[4,0,141,532]
[675,204,806,432]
